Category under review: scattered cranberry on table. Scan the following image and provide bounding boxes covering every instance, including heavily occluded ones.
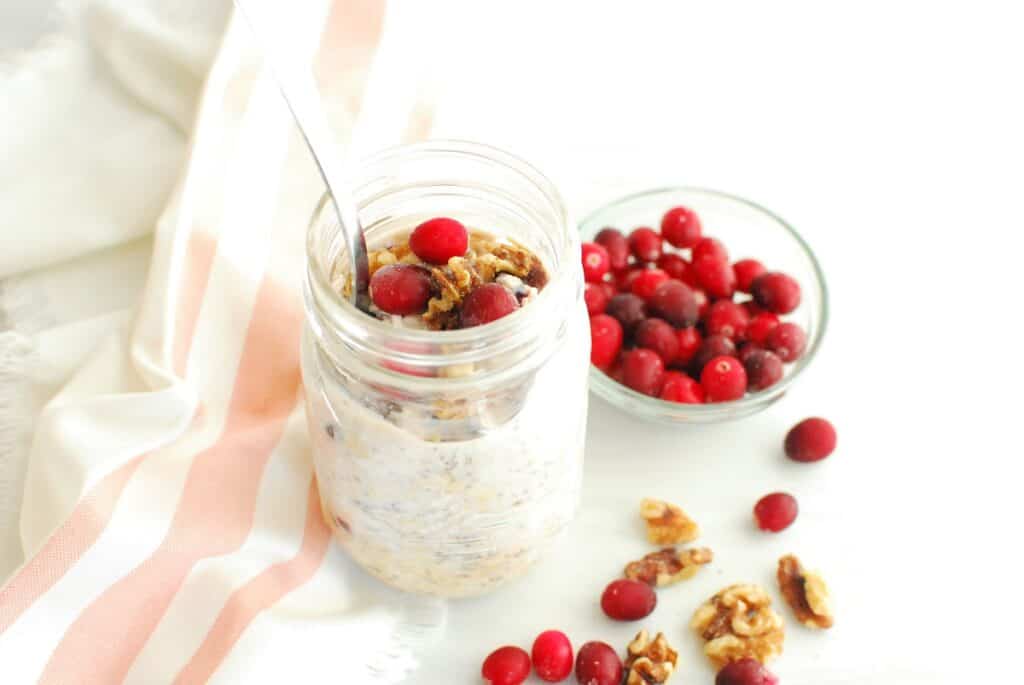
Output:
[785,417,837,462]
[600,578,657,621]
[754,492,799,532]
[369,264,432,316]
[583,204,810,405]
[575,641,623,685]
[460,282,519,328]
[716,657,780,685]
[581,242,611,283]
[409,216,468,265]
[531,630,574,682]
[481,645,531,685]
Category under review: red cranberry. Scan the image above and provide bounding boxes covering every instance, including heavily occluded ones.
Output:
[691,334,737,373]
[647,280,698,328]
[738,343,765,365]
[594,227,630,272]
[581,242,611,283]
[575,642,623,685]
[716,657,780,685]
[531,630,574,682]
[742,299,766,317]
[369,264,432,315]
[615,266,645,293]
[621,349,666,396]
[754,492,798,532]
[660,205,703,248]
[701,355,748,402]
[628,227,662,262]
[743,349,784,391]
[693,288,710,318]
[746,312,780,346]
[600,578,657,620]
[630,268,670,299]
[599,280,617,301]
[751,272,802,314]
[660,371,706,404]
[733,259,767,294]
[606,355,626,384]
[589,314,623,369]
[656,253,694,284]
[785,417,837,462]
[693,236,729,263]
[409,217,468,264]
[584,282,610,315]
[675,327,703,366]
[705,300,751,341]
[635,318,680,365]
[460,283,519,327]
[605,293,647,333]
[766,322,807,362]
[481,646,531,685]
[693,256,737,300]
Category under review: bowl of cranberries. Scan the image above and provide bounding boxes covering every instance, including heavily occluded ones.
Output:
[581,187,827,423]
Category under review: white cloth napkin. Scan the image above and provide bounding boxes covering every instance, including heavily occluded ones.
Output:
[0,1,446,682]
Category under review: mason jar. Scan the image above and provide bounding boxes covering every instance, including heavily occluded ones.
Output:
[301,141,589,597]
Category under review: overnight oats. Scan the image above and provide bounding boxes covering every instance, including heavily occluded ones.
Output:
[301,141,589,597]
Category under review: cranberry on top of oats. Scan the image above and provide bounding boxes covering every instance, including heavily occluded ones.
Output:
[360,220,548,331]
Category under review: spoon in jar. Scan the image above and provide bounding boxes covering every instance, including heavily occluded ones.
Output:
[232,0,371,311]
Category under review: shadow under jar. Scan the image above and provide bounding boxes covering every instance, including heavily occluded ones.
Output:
[302,141,590,597]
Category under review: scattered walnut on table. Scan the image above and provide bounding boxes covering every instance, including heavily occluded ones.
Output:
[690,583,785,668]
[625,629,678,685]
[624,546,713,587]
[639,498,700,545]
[777,554,834,629]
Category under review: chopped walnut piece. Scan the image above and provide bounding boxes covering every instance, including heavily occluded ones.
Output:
[777,554,834,629]
[625,630,677,685]
[690,583,785,668]
[624,547,713,586]
[639,498,700,545]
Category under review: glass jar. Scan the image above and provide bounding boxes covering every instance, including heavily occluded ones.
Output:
[301,140,589,597]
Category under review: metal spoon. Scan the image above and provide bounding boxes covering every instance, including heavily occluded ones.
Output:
[232,0,371,310]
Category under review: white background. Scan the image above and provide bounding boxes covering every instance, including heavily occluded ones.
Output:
[4,1,1022,683]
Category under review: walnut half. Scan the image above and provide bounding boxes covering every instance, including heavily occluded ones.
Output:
[777,554,834,629]
[625,630,678,684]
[690,583,785,668]
[624,547,713,587]
[639,498,700,545]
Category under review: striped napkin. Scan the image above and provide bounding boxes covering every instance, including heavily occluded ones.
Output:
[0,1,446,682]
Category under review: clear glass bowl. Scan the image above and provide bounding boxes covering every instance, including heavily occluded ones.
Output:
[579,187,829,423]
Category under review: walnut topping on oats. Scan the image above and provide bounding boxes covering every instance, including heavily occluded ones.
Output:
[625,630,677,685]
[356,228,546,331]
[777,554,834,629]
[690,583,785,668]
[639,498,700,545]
[624,546,712,586]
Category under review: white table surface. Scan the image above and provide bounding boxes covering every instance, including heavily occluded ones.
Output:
[4,2,1020,683]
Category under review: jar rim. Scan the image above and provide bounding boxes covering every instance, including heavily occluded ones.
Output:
[304,139,577,374]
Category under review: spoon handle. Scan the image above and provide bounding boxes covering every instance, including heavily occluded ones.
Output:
[232,0,370,308]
